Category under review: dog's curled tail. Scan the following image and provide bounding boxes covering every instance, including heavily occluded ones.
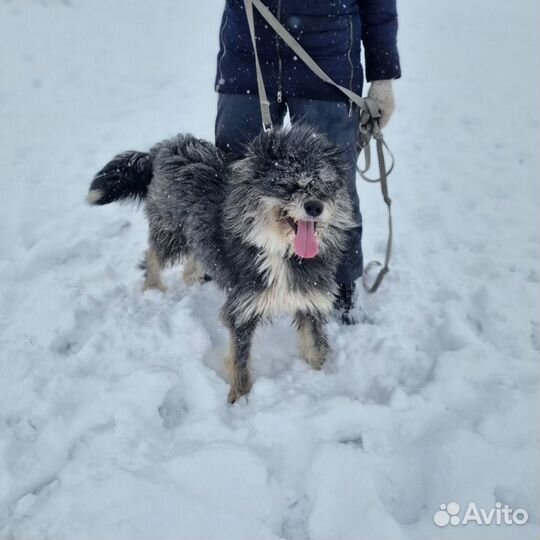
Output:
[87,151,153,206]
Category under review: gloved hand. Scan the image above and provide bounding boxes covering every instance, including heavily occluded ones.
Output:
[365,80,395,130]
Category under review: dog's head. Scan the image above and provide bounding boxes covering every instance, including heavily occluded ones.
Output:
[226,125,355,259]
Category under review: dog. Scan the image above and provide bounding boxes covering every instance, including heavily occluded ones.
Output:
[87,125,355,402]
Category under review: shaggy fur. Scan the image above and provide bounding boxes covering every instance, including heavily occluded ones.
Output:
[88,125,355,402]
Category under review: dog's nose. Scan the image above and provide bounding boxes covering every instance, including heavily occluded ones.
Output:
[304,199,324,218]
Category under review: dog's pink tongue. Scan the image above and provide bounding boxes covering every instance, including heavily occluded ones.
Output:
[294,220,319,259]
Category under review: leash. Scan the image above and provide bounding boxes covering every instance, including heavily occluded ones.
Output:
[243,0,395,293]
[357,120,394,293]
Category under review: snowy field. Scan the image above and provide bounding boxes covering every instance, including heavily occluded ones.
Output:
[1,1,539,539]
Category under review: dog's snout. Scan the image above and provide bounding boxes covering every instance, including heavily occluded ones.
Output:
[304,199,324,218]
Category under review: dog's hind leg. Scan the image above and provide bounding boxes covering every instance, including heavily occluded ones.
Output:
[222,307,259,403]
[294,311,329,370]
[142,246,166,292]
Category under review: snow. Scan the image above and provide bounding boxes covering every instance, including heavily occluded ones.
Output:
[0,0,539,539]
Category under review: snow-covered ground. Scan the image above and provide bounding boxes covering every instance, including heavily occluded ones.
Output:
[1,0,539,539]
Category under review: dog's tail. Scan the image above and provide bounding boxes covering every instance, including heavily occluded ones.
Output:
[87,151,153,206]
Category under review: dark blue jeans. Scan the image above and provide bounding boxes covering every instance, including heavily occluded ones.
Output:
[215,93,363,283]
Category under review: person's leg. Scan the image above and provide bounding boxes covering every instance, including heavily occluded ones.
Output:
[215,93,286,156]
[287,98,363,284]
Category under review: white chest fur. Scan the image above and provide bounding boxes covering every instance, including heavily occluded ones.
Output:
[247,252,333,320]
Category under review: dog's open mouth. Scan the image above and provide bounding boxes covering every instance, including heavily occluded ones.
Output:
[285,215,319,259]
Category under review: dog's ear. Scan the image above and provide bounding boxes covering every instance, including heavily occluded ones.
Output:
[229,157,255,184]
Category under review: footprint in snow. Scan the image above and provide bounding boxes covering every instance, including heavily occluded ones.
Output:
[158,385,189,429]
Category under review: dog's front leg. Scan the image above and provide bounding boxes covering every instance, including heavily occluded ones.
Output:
[222,309,259,403]
[295,311,329,370]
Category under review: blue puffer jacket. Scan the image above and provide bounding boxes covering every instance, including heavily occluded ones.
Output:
[215,0,401,103]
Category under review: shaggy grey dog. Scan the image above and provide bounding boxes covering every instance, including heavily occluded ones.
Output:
[87,125,355,402]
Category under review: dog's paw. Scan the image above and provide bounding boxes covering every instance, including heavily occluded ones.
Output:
[182,255,208,286]
[142,281,167,293]
[301,350,327,370]
[299,339,327,370]
[227,381,252,404]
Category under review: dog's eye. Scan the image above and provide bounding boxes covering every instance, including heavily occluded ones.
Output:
[276,180,298,194]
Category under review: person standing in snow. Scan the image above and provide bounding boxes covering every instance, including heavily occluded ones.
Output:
[214,0,401,324]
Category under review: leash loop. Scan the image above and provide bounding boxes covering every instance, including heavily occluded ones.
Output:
[358,118,394,293]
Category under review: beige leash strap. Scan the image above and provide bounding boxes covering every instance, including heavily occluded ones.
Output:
[243,0,395,293]
[244,0,273,130]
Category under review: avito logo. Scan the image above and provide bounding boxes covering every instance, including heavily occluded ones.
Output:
[434,502,528,527]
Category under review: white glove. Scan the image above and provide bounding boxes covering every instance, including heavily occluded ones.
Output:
[366,80,395,130]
